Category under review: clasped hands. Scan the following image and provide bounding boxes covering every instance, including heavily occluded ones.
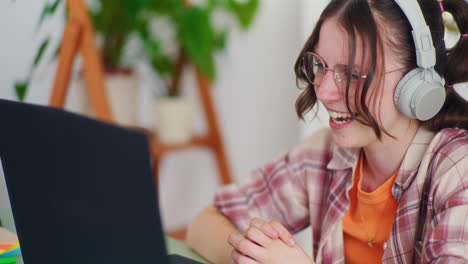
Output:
[228,218,314,264]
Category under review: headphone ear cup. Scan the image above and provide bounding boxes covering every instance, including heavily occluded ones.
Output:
[394,68,422,119]
[394,68,446,121]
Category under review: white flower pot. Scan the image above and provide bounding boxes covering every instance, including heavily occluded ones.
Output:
[105,71,139,126]
[154,97,193,144]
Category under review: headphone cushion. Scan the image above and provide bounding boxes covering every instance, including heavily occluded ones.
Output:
[394,68,422,119]
[394,68,445,120]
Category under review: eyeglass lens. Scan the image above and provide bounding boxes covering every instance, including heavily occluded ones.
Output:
[303,53,362,91]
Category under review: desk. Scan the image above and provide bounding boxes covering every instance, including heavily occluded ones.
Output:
[12,238,210,264]
[166,238,210,263]
[0,209,210,264]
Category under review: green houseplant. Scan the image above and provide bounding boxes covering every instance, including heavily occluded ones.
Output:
[16,0,172,123]
[15,0,259,132]
[17,0,258,94]
[87,0,166,126]
[16,0,165,125]
[138,0,259,143]
[140,0,259,94]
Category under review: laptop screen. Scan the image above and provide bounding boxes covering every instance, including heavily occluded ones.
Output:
[0,99,170,264]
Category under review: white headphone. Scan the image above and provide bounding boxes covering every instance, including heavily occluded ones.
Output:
[393,0,446,121]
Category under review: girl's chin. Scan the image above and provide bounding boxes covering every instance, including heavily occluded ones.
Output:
[331,133,356,149]
[330,127,374,149]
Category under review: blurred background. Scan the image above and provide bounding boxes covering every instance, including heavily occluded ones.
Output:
[0,0,330,252]
[0,0,462,255]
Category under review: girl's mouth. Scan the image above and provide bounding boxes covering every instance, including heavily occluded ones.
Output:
[327,110,354,125]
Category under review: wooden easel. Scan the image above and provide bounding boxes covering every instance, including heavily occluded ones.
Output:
[50,0,233,239]
[49,0,112,122]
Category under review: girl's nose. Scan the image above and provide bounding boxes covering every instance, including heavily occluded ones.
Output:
[315,70,342,102]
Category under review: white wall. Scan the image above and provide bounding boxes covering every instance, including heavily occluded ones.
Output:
[299,0,330,139]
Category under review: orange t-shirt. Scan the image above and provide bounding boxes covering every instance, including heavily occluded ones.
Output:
[342,153,399,264]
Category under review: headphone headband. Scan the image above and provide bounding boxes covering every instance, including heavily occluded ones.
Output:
[393,0,436,68]
[392,0,445,121]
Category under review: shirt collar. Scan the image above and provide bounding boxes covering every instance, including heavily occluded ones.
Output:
[326,144,359,171]
[325,126,435,181]
[396,126,435,187]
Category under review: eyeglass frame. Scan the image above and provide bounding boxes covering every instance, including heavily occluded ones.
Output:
[301,51,367,87]
[301,51,404,89]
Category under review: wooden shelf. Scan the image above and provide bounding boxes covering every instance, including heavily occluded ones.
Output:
[49,0,233,247]
[126,127,213,157]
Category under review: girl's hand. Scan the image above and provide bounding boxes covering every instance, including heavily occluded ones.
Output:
[228,232,313,264]
[227,219,313,264]
[248,218,296,247]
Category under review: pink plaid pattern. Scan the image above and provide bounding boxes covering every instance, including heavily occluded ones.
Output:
[215,127,468,263]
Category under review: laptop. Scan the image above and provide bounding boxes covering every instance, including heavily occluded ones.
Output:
[0,99,203,264]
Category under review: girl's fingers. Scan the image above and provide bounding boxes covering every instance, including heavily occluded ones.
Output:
[228,234,266,260]
[231,249,259,264]
[248,218,295,247]
[250,218,278,239]
[245,225,272,247]
[270,220,295,247]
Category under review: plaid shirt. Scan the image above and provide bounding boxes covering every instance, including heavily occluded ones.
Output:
[215,127,468,263]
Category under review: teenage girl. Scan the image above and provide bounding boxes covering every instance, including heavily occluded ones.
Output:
[187,0,468,263]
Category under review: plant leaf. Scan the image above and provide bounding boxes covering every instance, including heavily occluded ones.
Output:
[136,19,174,77]
[53,44,60,59]
[227,0,259,29]
[151,54,174,76]
[213,30,228,51]
[206,0,219,12]
[177,7,215,80]
[14,81,29,101]
[37,0,62,29]
[33,39,50,67]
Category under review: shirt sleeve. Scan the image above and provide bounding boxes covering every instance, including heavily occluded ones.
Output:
[421,130,468,263]
[214,128,332,234]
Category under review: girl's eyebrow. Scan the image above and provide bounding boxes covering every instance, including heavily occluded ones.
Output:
[313,52,330,67]
[313,51,365,71]
[339,61,364,71]
[350,64,364,71]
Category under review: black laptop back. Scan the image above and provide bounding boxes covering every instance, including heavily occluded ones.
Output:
[0,99,170,264]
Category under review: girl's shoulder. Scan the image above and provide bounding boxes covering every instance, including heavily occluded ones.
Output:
[426,128,467,202]
[429,128,467,158]
[415,127,467,178]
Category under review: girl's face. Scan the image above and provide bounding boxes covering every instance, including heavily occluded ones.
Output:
[312,17,409,149]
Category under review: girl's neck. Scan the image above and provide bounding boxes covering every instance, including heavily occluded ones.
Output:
[360,121,420,193]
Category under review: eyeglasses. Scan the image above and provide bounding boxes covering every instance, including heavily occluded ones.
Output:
[301,52,404,93]
[301,52,367,92]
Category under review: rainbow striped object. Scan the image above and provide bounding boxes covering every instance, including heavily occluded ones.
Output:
[0,241,20,258]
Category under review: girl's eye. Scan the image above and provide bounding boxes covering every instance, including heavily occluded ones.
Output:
[351,73,361,80]
[313,61,324,74]
[314,61,324,68]
[342,67,362,81]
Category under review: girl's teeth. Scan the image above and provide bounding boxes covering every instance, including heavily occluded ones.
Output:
[335,119,347,124]
[328,110,354,124]
[329,111,352,119]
